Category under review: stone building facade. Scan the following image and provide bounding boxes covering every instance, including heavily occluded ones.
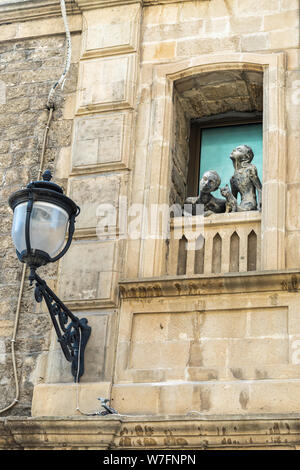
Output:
[1,0,300,450]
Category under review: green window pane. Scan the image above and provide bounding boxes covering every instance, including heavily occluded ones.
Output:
[199,123,263,197]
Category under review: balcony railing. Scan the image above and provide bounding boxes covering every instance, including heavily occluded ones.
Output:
[167,211,261,276]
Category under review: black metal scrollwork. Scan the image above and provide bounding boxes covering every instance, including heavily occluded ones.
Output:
[31,269,91,382]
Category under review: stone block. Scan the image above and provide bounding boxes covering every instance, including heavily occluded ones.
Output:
[45,312,113,383]
[17,15,82,40]
[206,0,233,17]
[186,367,218,382]
[177,36,239,57]
[263,10,299,31]
[286,87,300,132]
[287,49,300,70]
[55,147,71,180]
[82,4,140,57]
[237,0,280,16]
[249,380,300,413]
[248,307,288,337]
[269,29,299,49]
[129,340,190,369]
[286,184,300,231]
[204,18,230,35]
[167,312,196,341]
[190,340,228,368]
[62,94,76,120]
[32,382,112,417]
[206,382,251,414]
[112,384,160,415]
[158,383,198,415]
[131,313,169,343]
[155,3,180,24]
[228,338,289,367]
[281,0,299,9]
[201,310,247,339]
[285,231,300,269]
[58,240,117,303]
[143,20,204,43]
[230,16,263,34]
[77,54,136,112]
[142,42,176,62]
[263,130,286,181]
[131,367,186,383]
[179,1,209,22]
[159,341,190,369]
[241,33,268,52]
[68,174,121,230]
[71,112,132,170]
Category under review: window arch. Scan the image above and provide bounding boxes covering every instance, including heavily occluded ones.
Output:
[141,52,286,277]
[171,68,263,206]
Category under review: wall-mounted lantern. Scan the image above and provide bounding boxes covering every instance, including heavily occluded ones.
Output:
[8,170,91,382]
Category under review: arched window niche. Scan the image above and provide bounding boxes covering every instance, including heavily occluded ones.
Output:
[171,69,263,206]
[143,53,286,278]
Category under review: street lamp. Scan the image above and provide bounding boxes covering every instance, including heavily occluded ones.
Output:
[8,170,91,382]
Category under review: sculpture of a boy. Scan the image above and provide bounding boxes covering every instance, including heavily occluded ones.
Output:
[184,169,226,216]
[228,145,262,211]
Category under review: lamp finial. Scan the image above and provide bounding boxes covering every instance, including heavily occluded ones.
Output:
[42,170,52,182]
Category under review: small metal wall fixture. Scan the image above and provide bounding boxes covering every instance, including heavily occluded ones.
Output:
[8,170,91,382]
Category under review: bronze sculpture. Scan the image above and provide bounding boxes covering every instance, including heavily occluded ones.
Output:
[220,184,238,213]
[182,145,262,216]
[223,145,262,212]
[184,170,226,216]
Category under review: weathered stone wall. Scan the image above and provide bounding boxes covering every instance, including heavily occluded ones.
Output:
[0,32,80,415]
[1,0,300,429]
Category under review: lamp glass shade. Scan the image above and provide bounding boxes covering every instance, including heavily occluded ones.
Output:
[12,201,69,258]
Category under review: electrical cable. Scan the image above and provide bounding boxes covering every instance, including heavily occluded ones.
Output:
[47,0,72,110]
[0,0,71,415]
[0,264,26,414]
[38,107,54,180]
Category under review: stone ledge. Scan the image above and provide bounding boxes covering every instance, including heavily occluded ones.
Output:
[172,211,261,228]
[75,0,210,11]
[119,269,300,299]
[0,0,80,24]
[0,0,210,22]
[1,414,300,449]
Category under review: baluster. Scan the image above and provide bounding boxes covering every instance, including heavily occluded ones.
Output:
[221,229,230,273]
[212,233,222,274]
[229,231,240,272]
[177,235,187,275]
[168,236,179,275]
[194,235,205,274]
[204,232,213,274]
[239,229,248,272]
[247,230,257,271]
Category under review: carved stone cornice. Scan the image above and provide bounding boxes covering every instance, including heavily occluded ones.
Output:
[64,298,117,311]
[0,0,211,24]
[0,0,80,24]
[75,0,208,10]
[75,0,143,9]
[0,0,210,24]
[119,270,300,300]
[2,414,300,449]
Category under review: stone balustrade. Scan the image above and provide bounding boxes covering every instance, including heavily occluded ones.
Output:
[167,211,261,276]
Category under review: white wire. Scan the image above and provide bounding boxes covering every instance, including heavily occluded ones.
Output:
[47,0,72,109]
[0,265,26,414]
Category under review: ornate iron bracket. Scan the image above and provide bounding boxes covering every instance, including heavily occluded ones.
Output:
[29,268,91,382]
